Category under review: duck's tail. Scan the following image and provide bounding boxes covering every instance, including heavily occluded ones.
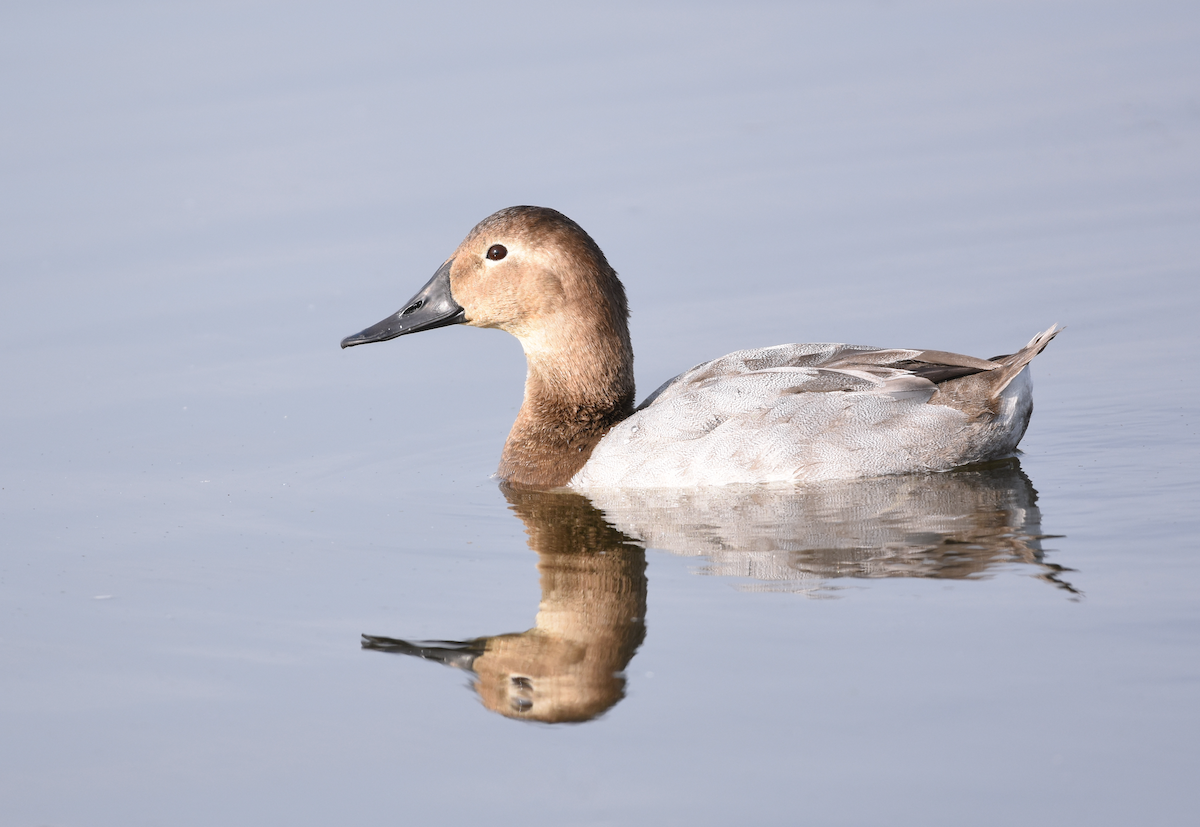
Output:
[990,324,1063,398]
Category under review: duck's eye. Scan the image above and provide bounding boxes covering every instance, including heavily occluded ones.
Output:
[486,244,507,261]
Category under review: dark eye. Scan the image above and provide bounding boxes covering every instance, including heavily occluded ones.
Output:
[487,244,507,261]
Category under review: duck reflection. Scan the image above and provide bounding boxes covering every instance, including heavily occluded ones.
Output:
[587,458,1075,596]
[364,488,647,723]
[364,458,1071,723]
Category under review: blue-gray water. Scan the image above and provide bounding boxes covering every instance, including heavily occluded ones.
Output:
[2,2,1198,825]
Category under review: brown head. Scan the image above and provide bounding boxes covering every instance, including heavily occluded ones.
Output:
[342,207,636,488]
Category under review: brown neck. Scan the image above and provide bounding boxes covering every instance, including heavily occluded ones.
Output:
[498,319,635,488]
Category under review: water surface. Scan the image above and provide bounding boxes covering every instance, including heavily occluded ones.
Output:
[2,2,1198,825]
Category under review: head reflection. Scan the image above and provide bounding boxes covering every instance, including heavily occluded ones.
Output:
[364,488,647,724]
[363,458,1071,724]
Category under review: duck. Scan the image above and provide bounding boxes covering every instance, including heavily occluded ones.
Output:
[341,206,1060,489]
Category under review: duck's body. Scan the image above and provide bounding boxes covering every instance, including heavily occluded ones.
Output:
[342,206,1059,490]
[572,337,1055,487]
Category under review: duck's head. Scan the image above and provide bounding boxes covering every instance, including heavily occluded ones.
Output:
[340,206,629,353]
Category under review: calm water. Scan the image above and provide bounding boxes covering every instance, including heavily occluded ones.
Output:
[3,2,1199,825]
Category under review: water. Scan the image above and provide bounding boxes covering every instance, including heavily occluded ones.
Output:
[2,2,1199,825]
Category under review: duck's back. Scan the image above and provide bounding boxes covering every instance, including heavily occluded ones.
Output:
[571,329,1059,489]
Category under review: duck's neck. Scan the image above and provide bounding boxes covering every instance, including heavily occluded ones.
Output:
[498,318,635,489]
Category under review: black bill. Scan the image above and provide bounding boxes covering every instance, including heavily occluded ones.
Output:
[361,634,484,671]
[340,259,465,348]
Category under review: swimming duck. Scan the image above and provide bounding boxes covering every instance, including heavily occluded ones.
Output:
[341,206,1059,489]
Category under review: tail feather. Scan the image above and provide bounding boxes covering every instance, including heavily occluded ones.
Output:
[991,324,1062,398]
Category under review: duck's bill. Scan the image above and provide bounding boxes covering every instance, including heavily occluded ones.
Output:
[340,259,466,348]
[361,634,484,671]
